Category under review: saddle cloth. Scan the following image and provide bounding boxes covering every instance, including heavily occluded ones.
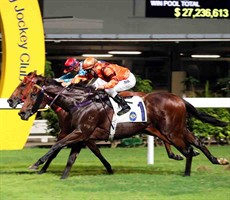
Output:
[109,96,147,140]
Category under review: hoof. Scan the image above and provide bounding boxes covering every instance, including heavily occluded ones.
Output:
[192,150,200,157]
[218,158,229,165]
[37,170,46,174]
[183,173,191,177]
[28,164,39,170]
[175,155,184,160]
[60,175,68,180]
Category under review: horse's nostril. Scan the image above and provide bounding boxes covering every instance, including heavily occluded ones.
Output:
[7,99,13,105]
[18,112,25,117]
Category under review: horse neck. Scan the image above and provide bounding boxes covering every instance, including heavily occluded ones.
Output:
[50,104,66,120]
[45,86,91,113]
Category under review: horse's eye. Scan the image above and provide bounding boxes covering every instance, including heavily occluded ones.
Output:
[31,93,37,98]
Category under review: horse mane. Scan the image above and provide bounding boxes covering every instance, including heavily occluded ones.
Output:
[32,74,107,104]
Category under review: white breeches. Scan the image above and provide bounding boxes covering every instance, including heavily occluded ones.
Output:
[93,73,136,97]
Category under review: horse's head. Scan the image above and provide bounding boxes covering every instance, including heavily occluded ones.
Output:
[18,82,48,120]
[18,79,99,120]
[18,77,67,120]
[7,71,38,108]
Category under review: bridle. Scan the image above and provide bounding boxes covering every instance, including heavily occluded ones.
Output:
[21,75,38,101]
[32,83,94,114]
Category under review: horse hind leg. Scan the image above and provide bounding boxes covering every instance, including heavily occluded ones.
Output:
[86,140,113,174]
[164,143,184,160]
[61,140,113,179]
[185,130,229,165]
[184,146,194,176]
[145,127,184,161]
[163,130,200,176]
[61,142,84,179]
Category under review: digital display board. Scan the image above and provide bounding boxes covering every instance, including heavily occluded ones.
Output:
[146,0,230,18]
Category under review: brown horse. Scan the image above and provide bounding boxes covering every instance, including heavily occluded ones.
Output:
[8,72,184,179]
[7,72,113,178]
[8,72,184,178]
[18,76,229,178]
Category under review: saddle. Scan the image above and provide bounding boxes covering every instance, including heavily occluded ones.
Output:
[92,91,147,140]
[109,95,147,140]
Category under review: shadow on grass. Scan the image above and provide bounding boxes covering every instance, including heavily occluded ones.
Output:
[36,165,183,177]
[3,165,230,177]
[0,165,183,177]
[2,164,229,178]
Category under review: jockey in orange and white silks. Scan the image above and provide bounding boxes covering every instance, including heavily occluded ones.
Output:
[82,57,136,116]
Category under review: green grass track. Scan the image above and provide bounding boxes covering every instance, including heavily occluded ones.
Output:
[0,146,230,200]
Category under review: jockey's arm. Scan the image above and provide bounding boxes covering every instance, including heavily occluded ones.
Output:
[56,73,75,83]
[71,75,88,84]
[102,67,119,89]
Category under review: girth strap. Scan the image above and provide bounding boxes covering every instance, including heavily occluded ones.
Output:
[70,100,93,114]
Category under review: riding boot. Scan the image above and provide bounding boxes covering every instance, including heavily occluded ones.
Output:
[113,94,130,116]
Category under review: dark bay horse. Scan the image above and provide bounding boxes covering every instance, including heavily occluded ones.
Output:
[18,76,229,178]
[8,72,184,178]
[7,72,114,178]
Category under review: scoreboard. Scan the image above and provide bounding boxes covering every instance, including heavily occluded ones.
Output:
[146,0,230,18]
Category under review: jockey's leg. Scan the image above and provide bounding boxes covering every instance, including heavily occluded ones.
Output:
[106,87,130,115]
[113,94,130,115]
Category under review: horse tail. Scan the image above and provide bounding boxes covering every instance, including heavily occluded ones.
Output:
[183,99,229,127]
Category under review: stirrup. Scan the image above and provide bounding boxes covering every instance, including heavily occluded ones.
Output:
[117,106,130,116]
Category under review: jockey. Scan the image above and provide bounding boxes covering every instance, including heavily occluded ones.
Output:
[56,57,87,87]
[82,57,136,116]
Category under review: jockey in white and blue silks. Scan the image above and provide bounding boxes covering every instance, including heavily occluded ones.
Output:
[55,58,87,87]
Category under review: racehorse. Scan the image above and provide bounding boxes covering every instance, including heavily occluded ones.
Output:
[18,74,229,178]
[7,71,114,178]
[8,71,184,178]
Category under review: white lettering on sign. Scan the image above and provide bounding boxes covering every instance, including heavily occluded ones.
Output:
[181,1,200,7]
[150,0,200,7]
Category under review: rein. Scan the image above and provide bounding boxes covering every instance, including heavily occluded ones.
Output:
[48,86,67,108]
[33,84,94,114]
[95,90,114,130]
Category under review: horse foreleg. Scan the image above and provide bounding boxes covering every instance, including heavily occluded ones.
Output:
[38,132,69,174]
[86,140,113,174]
[145,127,184,161]
[29,130,86,170]
[29,143,63,170]
[38,149,61,174]
[61,142,84,179]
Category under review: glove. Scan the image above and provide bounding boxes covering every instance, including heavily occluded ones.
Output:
[54,78,63,83]
[61,82,71,87]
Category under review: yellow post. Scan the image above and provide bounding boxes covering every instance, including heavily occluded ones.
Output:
[0,0,45,150]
